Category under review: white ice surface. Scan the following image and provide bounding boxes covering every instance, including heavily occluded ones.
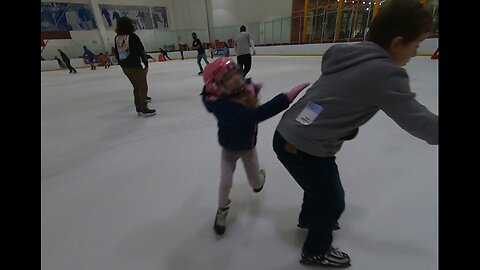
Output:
[41,56,438,270]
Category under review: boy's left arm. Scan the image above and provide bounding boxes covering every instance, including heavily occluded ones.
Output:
[373,70,438,145]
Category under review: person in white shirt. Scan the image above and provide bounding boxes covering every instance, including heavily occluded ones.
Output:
[234,25,256,77]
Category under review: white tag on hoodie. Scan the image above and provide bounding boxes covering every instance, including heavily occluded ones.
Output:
[296,102,323,125]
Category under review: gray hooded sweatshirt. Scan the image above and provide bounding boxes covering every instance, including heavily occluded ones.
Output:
[276,41,438,157]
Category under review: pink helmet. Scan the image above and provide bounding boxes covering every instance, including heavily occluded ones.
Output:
[203,57,238,97]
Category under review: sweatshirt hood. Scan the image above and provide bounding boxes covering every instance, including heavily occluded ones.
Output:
[321,41,392,74]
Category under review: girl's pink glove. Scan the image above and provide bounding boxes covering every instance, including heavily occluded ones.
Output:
[285,83,310,103]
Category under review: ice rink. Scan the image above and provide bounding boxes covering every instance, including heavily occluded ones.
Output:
[41,55,438,270]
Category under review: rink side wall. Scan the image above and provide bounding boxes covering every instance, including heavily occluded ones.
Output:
[41,38,438,71]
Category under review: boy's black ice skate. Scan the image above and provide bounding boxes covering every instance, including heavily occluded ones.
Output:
[300,246,351,268]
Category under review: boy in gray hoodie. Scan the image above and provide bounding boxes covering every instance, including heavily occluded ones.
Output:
[273,0,438,267]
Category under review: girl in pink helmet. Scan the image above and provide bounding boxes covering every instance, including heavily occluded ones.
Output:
[200,57,310,235]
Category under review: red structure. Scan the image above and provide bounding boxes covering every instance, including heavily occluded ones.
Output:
[431,48,439,59]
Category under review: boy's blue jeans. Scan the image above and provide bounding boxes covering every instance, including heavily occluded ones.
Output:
[273,130,345,255]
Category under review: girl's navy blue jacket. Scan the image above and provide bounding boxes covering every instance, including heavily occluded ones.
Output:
[201,87,289,151]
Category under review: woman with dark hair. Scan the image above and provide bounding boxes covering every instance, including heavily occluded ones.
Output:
[273,0,437,267]
[114,16,155,117]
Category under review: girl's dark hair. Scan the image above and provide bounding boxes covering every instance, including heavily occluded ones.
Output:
[115,16,135,34]
[367,0,433,49]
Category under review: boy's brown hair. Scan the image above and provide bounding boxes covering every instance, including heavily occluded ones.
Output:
[367,0,433,49]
